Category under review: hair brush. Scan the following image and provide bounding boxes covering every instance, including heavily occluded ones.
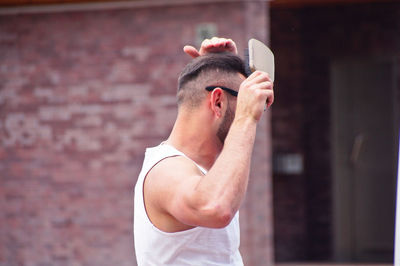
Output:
[244,38,275,82]
[244,38,275,109]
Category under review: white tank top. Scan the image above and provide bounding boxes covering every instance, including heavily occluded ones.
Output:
[134,143,243,266]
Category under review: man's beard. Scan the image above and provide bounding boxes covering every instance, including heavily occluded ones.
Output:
[217,104,235,144]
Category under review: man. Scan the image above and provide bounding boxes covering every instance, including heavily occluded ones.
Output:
[134,37,274,265]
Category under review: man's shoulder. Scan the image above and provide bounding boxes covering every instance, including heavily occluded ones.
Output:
[148,155,201,183]
[145,143,184,161]
[142,143,204,191]
[144,153,204,214]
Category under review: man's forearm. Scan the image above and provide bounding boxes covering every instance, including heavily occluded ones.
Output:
[194,117,257,219]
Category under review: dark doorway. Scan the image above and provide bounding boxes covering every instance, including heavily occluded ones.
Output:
[331,59,398,263]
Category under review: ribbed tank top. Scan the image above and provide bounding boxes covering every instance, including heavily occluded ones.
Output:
[134,143,243,266]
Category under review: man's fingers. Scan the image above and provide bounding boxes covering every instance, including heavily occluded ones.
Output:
[257,82,274,109]
[212,37,237,53]
[201,39,212,49]
[239,72,274,110]
[204,38,225,50]
[244,71,272,87]
[248,70,270,80]
[253,83,274,109]
[264,90,275,108]
[225,40,237,54]
[197,37,238,55]
[253,81,273,93]
[211,37,224,46]
[183,45,200,58]
[184,37,239,57]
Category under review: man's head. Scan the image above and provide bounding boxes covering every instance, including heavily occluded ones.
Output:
[176,53,247,143]
[177,53,247,109]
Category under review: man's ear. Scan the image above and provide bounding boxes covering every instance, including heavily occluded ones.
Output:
[209,88,224,118]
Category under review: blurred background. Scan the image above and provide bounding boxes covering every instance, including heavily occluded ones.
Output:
[0,0,398,265]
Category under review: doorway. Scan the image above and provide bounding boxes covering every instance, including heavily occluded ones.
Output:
[331,58,398,262]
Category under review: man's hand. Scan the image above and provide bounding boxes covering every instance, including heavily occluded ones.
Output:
[184,37,238,58]
[235,71,274,123]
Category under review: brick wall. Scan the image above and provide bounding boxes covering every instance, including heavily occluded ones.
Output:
[0,1,273,266]
[271,1,400,262]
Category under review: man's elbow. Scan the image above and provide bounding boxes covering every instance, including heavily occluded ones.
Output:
[214,210,234,228]
[201,203,235,228]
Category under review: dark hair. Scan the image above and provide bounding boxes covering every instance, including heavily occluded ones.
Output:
[177,53,247,108]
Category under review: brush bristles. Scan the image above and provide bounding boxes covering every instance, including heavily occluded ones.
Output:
[243,48,252,77]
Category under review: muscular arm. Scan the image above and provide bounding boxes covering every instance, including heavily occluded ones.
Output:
[185,117,257,227]
[146,71,273,230]
[146,119,256,230]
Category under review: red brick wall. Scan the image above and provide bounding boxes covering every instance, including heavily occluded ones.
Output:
[270,7,308,261]
[271,1,400,262]
[0,2,273,265]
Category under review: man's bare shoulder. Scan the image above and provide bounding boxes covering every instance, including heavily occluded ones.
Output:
[145,155,203,194]
[144,155,205,229]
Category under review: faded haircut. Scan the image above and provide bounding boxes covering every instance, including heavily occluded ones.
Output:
[177,53,248,108]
